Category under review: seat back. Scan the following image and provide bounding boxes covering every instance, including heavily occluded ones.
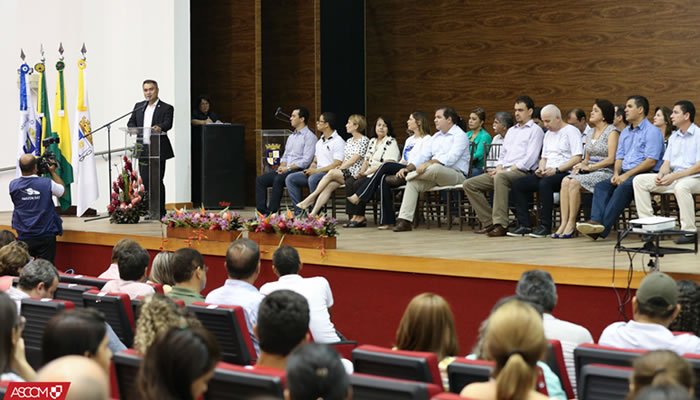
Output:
[113,349,142,400]
[188,302,256,365]
[545,339,575,399]
[578,363,632,400]
[20,298,74,369]
[350,373,442,400]
[147,282,164,294]
[83,290,135,348]
[205,362,285,400]
[53,282,97,307]
[484,143,502,171]
[446,358,493,394]
[351,345,442,386]
[431,393,463,400]
[574,343,645,399]
[59,273,109,289]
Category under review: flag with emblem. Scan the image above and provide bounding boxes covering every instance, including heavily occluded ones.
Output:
[72,59,98,216]
[16,61,41,176]
[51,58,74,210]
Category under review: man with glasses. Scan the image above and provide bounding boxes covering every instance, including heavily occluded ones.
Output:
[286,112,344,215]
[167,248,208,305]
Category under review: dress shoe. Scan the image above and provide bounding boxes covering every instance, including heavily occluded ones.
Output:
[577,220,604,240]
[507,226,532,237]
[487,225,508,237]
[377,224,392,230]
[674,234,696,245]
[474,224,496,234]
[393,218,413,232]
[528,226,551,238]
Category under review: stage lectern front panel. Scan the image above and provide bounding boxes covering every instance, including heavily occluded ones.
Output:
[119,127,162,220]
[257,129,293,175]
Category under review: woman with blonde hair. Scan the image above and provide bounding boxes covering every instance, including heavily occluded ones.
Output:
[626,350,694,400]
[133,294,202,354]
[461,299,549,400]
[147,251,175,294]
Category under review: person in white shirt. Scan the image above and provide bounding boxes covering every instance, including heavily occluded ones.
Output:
[7,259,59,314]
[205,239,263,355]
[100,244,154,300]
[260,246,340,343]
[515,269,593,393]
[393,106,471,232]
[97,238,140,280]
[599,271,700,355]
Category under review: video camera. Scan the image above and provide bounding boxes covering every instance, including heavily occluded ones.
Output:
[37,137,59,176]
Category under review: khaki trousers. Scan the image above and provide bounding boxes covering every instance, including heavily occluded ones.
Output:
[463,169,528,227]
[633,173,700,231]
[397,164,466,222]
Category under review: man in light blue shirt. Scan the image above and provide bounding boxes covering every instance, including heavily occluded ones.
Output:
[578,95,665,240]
[634,100,700,244]
[393,106,470,232]
[205,238,263,355]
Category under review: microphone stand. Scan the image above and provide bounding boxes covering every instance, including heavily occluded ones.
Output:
[84,104,147,222]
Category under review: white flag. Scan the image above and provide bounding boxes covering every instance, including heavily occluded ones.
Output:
[72,59,98,216]
[17,63,40,176]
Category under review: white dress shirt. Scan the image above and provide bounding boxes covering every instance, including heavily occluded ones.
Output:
[315,131,345,169]
[543,313,594,392]
[414,124,470,176]
[599,320,700,355]
[205,279,264,355]
[541,124,583,169]
[142,99,159,144]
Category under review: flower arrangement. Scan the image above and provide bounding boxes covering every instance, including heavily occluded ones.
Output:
[161,207,243,231]
[244,211,338,238]
[108,155,147,224]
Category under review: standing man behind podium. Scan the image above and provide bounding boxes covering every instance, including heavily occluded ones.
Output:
[256,107,316,215]
[127,79,174,217]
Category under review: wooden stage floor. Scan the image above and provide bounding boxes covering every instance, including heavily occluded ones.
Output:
[1,209,698,289]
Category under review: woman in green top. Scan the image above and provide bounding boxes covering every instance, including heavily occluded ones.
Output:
[466,107,492,176]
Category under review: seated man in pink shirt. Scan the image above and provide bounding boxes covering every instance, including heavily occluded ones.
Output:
[101,244,154,299]
[97,238,140,280]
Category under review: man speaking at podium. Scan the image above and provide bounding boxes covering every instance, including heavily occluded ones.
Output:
[127,79,174,217]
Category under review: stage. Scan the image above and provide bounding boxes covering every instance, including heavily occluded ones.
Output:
[2,210,698,351]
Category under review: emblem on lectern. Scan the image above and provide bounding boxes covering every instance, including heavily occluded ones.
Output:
[265,143,281,167]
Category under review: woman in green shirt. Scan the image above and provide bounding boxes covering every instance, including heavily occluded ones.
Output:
[466,107,492,176]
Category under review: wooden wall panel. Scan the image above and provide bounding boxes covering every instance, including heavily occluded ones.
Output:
[367,0,700,142]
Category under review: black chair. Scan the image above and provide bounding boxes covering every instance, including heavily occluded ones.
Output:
[446,358,492,394]
[188,302,256,365]
[113,349,142,400]
[351,345,442,386]
[83,290,135,348]
[53,282,97,307]
[205,362,286,400]
[573,343,645,399]
[20,298,74,369]
[350,373,442,400]
[578,363,632,400]
[58,273,109,289]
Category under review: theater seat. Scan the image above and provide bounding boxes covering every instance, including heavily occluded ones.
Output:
[53,282,97,307]
[83,290,135,348]
[545,339,575,399]
[573,343,646,399]
[146,282,164,294]
[188,302,256,365]
[351,345,442,386]
[350,373,443,399]
[447,358,548,395]
[205,362,286,400]
[20,298,75,369]
[578,363,632,400]
[113,349,142,399]
[58,273,109,289]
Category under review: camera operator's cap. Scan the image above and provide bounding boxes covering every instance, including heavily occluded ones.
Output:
[636,271,678,308]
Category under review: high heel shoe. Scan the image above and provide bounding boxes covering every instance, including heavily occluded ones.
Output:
[559,230,577,239]
[552,233,561,239]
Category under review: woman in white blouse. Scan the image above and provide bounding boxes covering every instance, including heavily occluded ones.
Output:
[297,115,369,217]
[348,112,432,229]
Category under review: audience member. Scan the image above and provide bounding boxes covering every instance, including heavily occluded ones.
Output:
[255,289,310,371]
[509,104,582,237]
[167,248,207,305]
[467,107,493,176]
[137,327,220,400]
[515,269,593,392]
[7,258,58,313]
[653,105,674,141]
[191,95,222,125]
[297,114,369,218]
[0,230,17,248]
[286,343,351,400]
[486,112,514,169]
[41,308,112,373]
[614,103,629,132]
[260,246,340,342]
[566,108,593,143]
[0,242,31,291]
[635,384,694,400]
[627,350,695,400]
[101,243,154,299]
[33,356,109,400]
[464,96,545,237]
[599,272,700,353]
[633,100,700,245]
[555,99,619,238]
[205,239,263,354]
[393,106,470,232]
[343,117,400,227]
[133,293,202,354]
[577,95,665,240]
[669,280,700,336]
[97,237,140,280]
[347,111,431,229]
[532,106,545,131]
[0,291,35,381]
[147,251,175,294]
[395,293,459,389]
[256,106,316,215]
[286,112,344,215]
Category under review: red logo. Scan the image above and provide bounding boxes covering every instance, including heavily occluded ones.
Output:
[218,201,231,207]
[6,382,70,400]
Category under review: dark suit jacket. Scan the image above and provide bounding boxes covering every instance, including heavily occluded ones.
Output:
[127,99,175,160]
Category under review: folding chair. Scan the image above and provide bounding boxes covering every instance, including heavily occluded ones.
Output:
[20,298,75,369]
[188,302,257,365]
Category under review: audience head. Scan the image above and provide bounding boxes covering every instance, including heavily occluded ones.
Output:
[42,308,111,373]
[669,280,700,336]
[634,384,694,400]
[627,350,695,400]
[653,106,674,139]
[319,112,337,132]
[225,238,260,281]
[272,245,302,276]
[493,112,514,135]
[541,104,564,131]
[626,95,650,123]
[566,108,588,132]
[346,114,367,135]
[0,241,31,276]
[0,230,17,248]
[149,251,175,287]
[515,269,557,313]
[137,327,220,400]
[111,238,139,263]
[291,106,310,127]
[18,258,59,298]
[374,116,395,139]
[117,244,150,281]
[468,107,487,133]
[171,248,207,290]
[591,99,616,125]
[257,290,310,357]
[34,355,110,400]
[395,292,459,360]
[286,343,351,400]
[134,294,202,354]
[615,104,629,126]
[0,291,20,375]
[514,96,535,125]
[672,100,695,128]
[197,95,212,114]
[634,272,680,326]
[532,106,545,130]
[408,111,431,137]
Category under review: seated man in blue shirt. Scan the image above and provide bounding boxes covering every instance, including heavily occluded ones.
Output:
[255,107,317,215]
[577,95,665,240]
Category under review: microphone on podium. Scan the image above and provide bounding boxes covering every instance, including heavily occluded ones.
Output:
[274,106,291,122]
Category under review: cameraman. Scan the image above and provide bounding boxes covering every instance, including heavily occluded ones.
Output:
[9,153,64,263]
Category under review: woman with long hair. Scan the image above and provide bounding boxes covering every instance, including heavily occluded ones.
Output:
[626,350,695,399]
[133,294,202,354]
[466,107,493,176]
[147,251,175,294]
[653,106,674,141]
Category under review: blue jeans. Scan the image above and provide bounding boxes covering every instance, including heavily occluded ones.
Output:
[285,171,327,214]
[590,177,635,238]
